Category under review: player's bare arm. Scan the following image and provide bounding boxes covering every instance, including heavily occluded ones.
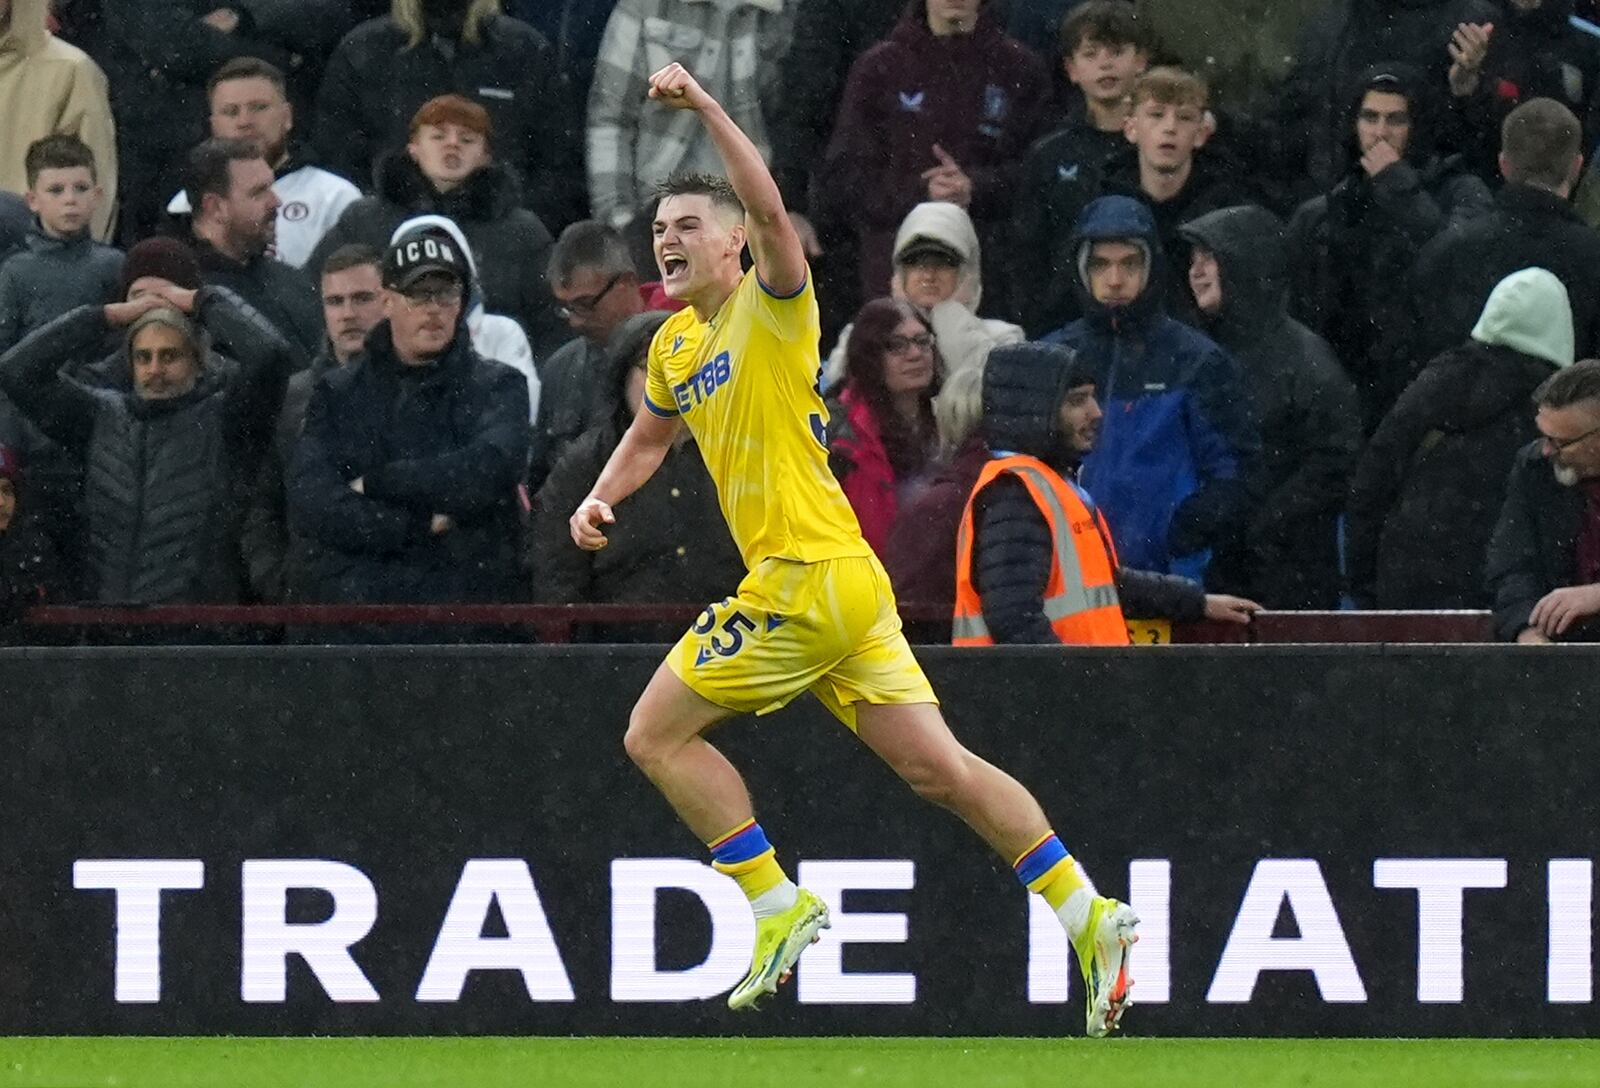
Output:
[570,409,681,551]
[648,63,807,296]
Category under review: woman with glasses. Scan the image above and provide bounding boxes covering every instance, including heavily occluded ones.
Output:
[825,298,943,554]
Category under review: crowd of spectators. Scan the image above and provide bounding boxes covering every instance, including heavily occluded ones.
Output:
[3,0,1600,644]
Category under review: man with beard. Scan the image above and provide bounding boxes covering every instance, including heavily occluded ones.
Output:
[954,341,1259,646]
[167,58,360,270]
[1487,358,1600,642]
[186,137,323,357]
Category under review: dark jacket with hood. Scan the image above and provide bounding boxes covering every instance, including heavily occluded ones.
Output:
[1044,196,1259,582]
[1485,440,1595,641]
[1411,182,1600,365]
[818,0,1051,299]
[308,153,559,355]
[1180,205,1361,609]
[0,287,295,603]
[314,11,583,231]
[1287,62,1494,431]
[529,312,742,637]
[1347,267,1573,608]
[192,238,322,361]
[0,224,123,352]
[288,319,530,605]
[969,341,1207,644]
[1268,0,1498,199]
[1016,144,1256,335]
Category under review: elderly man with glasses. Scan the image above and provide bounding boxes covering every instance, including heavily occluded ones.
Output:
[1488,358,1600,643]
[530,220,658,492]
[287,224,530,620]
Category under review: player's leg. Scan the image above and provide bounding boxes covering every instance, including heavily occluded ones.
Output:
[852,700,1137,1036]
[645,577,846,1010]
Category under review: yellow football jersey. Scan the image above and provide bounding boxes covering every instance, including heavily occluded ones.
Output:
[643,269,870,569]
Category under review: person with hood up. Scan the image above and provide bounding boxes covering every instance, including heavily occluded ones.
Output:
[0,0,117,242]
[818,0,1052,305]
[1286,62,1494,433]
[0,443,65,627]
[0,281,295,604]
[389,214,540,423]
[1181,204,1362,609]
[953,340,1259,645]
[314,0,583,232]
[1347,266,1574,608]
[289,222,530,610]
[530,310,742,638]
[1266,0,1497,200]
[825,299,943,555]
[307,94,561,356]
[824,201,1024,390]
[1044,195,1259,583]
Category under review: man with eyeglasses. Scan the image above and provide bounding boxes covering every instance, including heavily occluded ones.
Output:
[531,221,652,492]
[287,225,530,618]
[1488,358,1600,643]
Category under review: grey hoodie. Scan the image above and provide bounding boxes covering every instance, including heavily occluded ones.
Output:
[0,224,123,351]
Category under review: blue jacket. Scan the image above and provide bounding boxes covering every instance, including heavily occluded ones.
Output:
[1044,196,1258,579]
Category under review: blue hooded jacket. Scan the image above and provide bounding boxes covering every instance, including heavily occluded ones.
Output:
[1044,196,1258,579]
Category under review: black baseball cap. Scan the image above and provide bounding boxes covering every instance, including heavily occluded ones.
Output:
[383,226,469,291]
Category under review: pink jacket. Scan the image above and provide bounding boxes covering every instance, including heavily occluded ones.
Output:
[830,385,899,555]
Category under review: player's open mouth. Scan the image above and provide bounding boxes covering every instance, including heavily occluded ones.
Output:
[663,255,689,278]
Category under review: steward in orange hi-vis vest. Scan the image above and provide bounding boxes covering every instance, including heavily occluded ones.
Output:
[953,454,1130,646]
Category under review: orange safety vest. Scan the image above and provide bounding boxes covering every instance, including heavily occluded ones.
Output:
[952,454,1130,646]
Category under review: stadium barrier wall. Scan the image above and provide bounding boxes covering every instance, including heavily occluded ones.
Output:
[2,644,1595,1037]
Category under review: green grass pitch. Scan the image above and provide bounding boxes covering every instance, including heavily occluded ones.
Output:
[2,1038,1597,1088]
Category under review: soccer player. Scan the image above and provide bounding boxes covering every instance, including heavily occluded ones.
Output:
[568,62,1140,1036]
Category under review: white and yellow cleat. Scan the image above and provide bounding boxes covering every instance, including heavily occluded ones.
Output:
[1073,896,1139,1037]
[726,888,831,1011]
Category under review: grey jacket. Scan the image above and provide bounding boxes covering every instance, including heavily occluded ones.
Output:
[0,226,123,352]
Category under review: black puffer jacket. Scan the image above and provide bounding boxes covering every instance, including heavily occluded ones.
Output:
[0,288,294,603]
[1181,205,1361,609]
[969,341,1205,644]
[313,13,583,231]
[1286,63,1493,431]
[529,314,743,637]
[308,154,559,355]
[1348,341,1559,608]
[289,321,530,605]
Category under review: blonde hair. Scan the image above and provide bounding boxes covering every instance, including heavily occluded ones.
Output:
[1131,66,1209,112]
[392,0,502,48]
[933,364,984,461]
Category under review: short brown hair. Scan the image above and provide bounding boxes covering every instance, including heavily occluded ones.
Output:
[1060,1,1156,57]
[1501,98,1581,190]
[1534,358,1600,410]
[1131,66,1208,112]
[207,56,287,102]
[653,173,745,219]
[25,134,97,187]
[408,94,492,143]
[320,243,383,279]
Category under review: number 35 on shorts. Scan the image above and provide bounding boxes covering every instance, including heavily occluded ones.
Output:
[691,600,779,665]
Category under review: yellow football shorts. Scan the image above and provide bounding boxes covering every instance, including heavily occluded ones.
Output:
[664,554,938,730]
